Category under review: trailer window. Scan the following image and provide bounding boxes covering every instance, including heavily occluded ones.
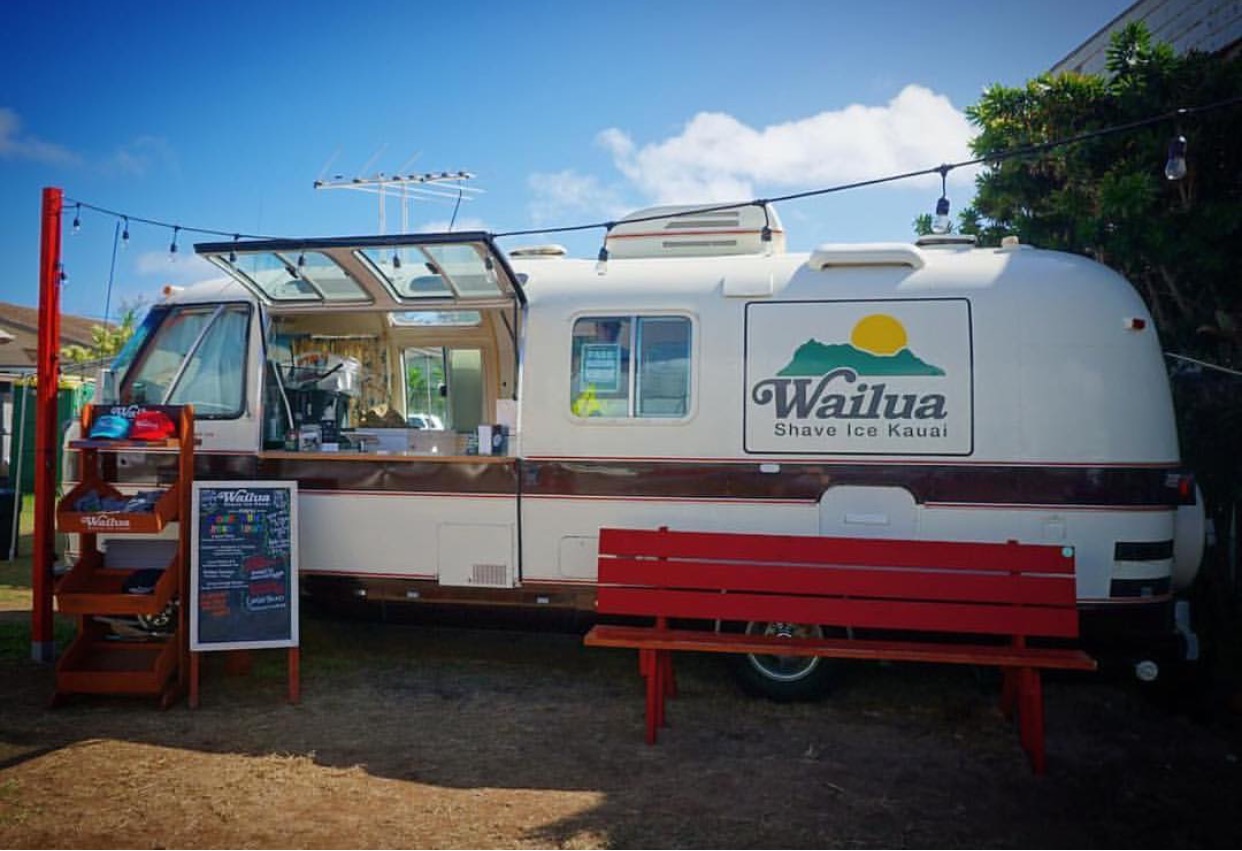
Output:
[571,316,690,418]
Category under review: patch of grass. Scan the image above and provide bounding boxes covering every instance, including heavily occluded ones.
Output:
[0,616,76,663]
[1,495,39,609]
[0,778,28,826]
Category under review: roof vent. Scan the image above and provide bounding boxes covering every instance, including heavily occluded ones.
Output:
[509,244,567,259]
[808,243,926,270]
[914,234,977,249]
[606,203,786,259]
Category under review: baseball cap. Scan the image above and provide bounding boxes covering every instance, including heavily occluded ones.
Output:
[130,409,176,441]
[88,413,132,440]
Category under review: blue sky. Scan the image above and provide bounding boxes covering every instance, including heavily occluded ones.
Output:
[1,0,1132,320]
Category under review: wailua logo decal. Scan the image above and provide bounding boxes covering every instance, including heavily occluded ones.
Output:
[777,341,944,380]
[746,305,972,455]
[753,368,948,425]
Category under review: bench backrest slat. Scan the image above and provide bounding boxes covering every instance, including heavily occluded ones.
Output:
[596,587,1083,638]
[598,527,1075,575]
[595,527,1080,641]
[598,556,1076,607]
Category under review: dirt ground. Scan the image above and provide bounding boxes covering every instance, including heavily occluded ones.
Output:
[0,603,1240,850]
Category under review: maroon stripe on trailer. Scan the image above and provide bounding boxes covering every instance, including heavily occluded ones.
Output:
[524,459,1186,507]
[95,450,1184,508]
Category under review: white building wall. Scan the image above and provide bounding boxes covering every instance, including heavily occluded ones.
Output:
[1051,0,1242,76]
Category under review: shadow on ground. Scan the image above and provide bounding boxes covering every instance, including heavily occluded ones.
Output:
[1,607,1240,848]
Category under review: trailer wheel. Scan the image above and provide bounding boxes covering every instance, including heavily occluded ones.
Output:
[730,622,836,702]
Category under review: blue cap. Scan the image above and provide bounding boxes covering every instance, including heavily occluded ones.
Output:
[89,413,132,440]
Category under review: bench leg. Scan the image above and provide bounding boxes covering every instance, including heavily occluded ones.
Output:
[644,650,659,744]
[1016,667,1046,775]
[1000,668,1018,720]
[663,650,677,700]
[638,649,675,745]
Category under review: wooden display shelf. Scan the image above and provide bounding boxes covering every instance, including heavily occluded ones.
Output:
[57,478,180,535]
[55,620,179,699]
[55,548,180,617]
[68,437,183,451]
[52,403,194,709]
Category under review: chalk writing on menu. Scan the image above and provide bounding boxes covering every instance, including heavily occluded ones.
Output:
[192,483,298,650]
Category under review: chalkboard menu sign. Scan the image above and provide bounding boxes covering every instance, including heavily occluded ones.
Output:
[190,481,299,651]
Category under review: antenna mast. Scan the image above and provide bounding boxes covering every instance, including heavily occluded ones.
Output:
[313,169,482,233]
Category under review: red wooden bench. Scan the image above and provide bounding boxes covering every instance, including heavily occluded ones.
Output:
[584,526,1097,774]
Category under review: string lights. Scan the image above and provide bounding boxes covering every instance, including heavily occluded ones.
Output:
[60,96,1239,252]
[932,165,952,234]
[595,222,614,275]
[757,200,774,254]
[1165,134,1188,181]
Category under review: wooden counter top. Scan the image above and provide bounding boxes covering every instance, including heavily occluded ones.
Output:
[259,450,514,463]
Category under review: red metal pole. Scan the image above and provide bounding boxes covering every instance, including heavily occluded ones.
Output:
[32,186,63,662]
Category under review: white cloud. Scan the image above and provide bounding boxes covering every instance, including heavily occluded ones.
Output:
[0,107,81,166]
[526,169,631,226]
[133,250,218,285]
[415,216,488,233]
[597,85,977,205]
[103,135,177,177]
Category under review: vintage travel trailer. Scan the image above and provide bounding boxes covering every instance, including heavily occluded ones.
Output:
[72,202,1205,693]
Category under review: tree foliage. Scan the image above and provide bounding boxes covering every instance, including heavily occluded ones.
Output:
[961,23,1242,510]
[61,304,142,367]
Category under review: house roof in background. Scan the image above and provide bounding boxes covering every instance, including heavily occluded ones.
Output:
[1051,0,1242,75]
[0,300,110,372]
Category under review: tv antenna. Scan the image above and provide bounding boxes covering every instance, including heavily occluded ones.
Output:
[314,151,482,233]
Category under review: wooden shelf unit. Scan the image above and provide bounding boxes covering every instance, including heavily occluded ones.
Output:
[53,404,194,706]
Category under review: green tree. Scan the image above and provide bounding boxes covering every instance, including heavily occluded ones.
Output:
[61,303,143,368]
[962,23,1241,355]
[960,24,1242,661]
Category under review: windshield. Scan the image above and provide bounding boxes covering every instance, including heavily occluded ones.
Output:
[112,306,164,372]
[120,303,251,418]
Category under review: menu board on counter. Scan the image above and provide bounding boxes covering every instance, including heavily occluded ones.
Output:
[190,481,299,651]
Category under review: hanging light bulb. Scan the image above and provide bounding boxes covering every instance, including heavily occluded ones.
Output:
[932,165,952,234]
[1165,134,1188,181]
[169,226,180,261]
[756,200,774,256]
[72,203,81,234]
[932,197,952,234]
[596,224,613,275]
[121,217,130,248]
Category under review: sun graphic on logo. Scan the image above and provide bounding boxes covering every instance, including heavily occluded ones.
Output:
[850,314,908,356]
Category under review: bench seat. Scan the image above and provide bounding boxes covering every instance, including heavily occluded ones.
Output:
[585,526,1097,774]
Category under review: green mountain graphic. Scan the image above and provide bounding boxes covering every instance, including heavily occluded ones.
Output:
[777,340,944,377]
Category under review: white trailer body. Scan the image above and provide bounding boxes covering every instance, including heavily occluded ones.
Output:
[71,204,1204,678]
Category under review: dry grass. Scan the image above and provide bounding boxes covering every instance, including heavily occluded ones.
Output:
[2,494,1241,847]
[0,608,1240,848]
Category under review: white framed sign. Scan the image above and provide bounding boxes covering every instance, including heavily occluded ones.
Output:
[190,481,299,651]
[744,298,974,456]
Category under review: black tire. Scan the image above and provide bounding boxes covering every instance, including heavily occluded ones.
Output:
[729,622,837,702]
